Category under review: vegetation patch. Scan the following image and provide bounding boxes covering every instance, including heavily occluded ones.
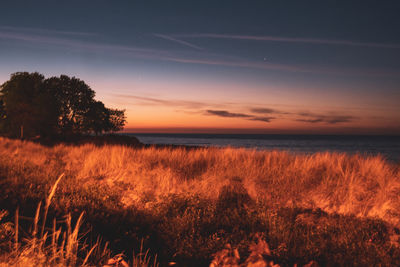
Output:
[0,138,400,265]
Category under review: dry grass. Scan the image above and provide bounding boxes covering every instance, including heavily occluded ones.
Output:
[1,137,399,226]
[0,175,98,266]
[1,137,400,265]
[0,169,157,266]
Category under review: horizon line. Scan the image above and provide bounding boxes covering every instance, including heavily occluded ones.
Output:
[121,127,400,136]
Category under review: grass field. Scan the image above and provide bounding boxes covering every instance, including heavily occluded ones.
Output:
[0,137,400,266]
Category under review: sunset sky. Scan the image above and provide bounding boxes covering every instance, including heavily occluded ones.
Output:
[1,1,399,134]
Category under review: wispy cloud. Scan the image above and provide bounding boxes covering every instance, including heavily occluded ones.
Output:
[113,94,358,125]
[249,116,275,123]
[250,107,289,115]
[113,96,279,124]
[205,109,275,123]
[1,27,398,77]
[249,108,356,124]
[161,56,316,73]
[113,94,209,109]
[205,108,356,125]
[295,112,356,124]
[250,108,276,114]
[0,29,164,56]
[159,55,399,76]
[206,110,252,118]
[0,26,97,37]
[153,33,203,50]
[173,33,400,49]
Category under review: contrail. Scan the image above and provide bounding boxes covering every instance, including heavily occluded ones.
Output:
[1,28,398,77]
[0,26,97,37]
[174,33,400,49]
[154,33,203,50]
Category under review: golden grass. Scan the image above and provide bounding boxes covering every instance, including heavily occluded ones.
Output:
[0,175,97,267]
[0,167,158,266]
[1,137,400,265]
[0,136,399,229]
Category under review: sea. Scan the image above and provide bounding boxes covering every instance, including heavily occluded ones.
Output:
[128,133,400,163]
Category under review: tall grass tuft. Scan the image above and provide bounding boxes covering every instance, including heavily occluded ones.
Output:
[0,169,158,267]
[0,174,99,266]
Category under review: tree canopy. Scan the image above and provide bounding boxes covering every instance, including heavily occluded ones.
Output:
[0,72,126,139]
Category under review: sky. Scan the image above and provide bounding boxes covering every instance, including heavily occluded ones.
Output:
[0,0,399,134]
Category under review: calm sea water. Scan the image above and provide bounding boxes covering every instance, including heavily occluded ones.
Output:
[128,134,400,163]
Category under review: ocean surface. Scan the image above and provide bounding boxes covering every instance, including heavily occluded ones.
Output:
[128,134,400,163]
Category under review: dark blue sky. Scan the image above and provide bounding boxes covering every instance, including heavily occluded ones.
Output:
[1,1,399,133]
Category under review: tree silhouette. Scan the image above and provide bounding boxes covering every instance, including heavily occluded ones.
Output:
[45,75,97,136]
[0,72,126,139]
[83,101,126,135]
[0,72,59,138]
[0,99,7,134]
[107,108,126,132]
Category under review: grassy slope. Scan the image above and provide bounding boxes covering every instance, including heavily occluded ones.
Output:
[0,137,400,266]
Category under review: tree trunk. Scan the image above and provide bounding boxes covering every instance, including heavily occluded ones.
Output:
[20,124,24,139]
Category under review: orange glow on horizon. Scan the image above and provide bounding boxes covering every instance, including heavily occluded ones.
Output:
[86,74,400,135]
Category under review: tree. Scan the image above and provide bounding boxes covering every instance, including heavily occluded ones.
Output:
[0,72,126,139]
[45,75,126,136]
[0,98,6,134]
[0,72,59,138]
[107,108,126,133]
[83,101,126,135]
[45,75,97,136]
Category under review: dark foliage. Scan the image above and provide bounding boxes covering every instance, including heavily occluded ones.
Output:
[0,72,126,139]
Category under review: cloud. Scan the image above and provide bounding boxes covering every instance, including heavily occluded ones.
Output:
[206,110,252,118]
[2,28,310,73]
[153,33,203,50]
[0,29,167,57]
[159,56,399,76]
[114,95,277,123]
[248,108,355,124]
[161,56,324,74]
[324,116,355,124]
[296,118,325,123]
[295,112,356,124]
[113,94,209,109]
[250,108,277,114]
[205,110,275,123]
[173,33,400,49]
[114,94,357,125]
[0,26,97,37]
[1,27,398,77]
[249,107,290,114]
[249,116,275,123]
